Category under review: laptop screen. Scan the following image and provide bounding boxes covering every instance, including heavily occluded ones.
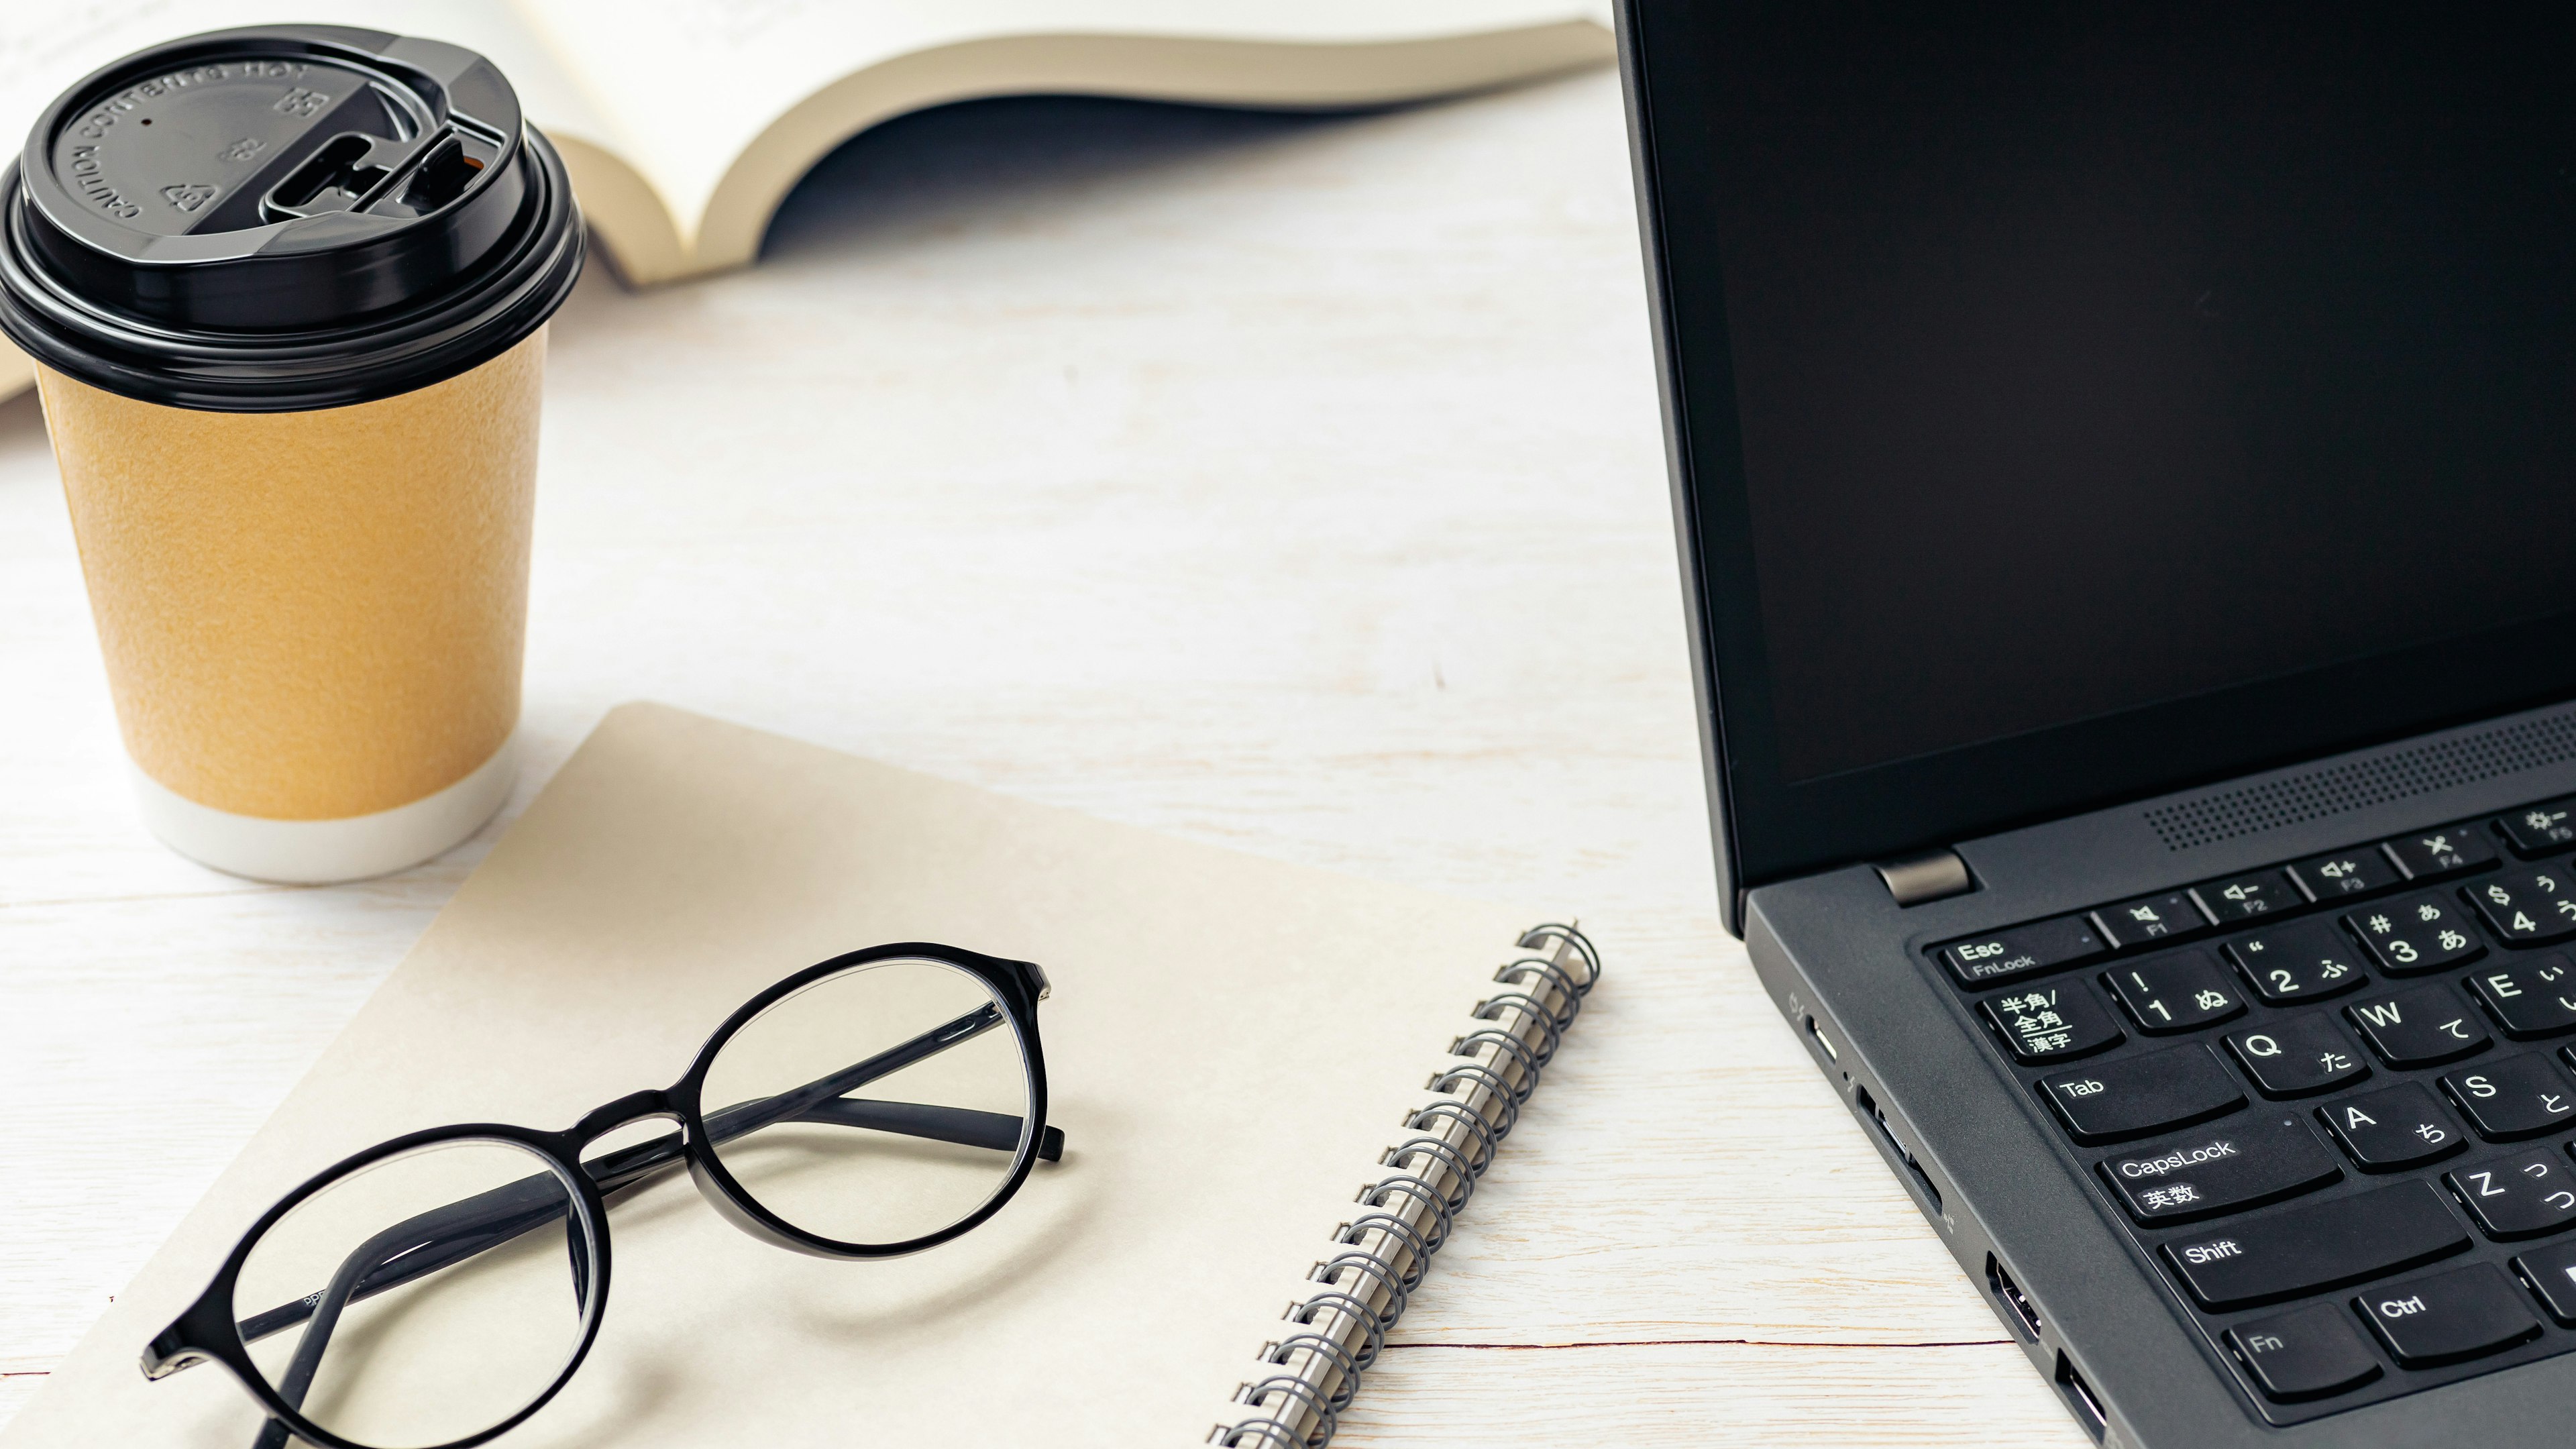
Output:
[1693,11,2576,784]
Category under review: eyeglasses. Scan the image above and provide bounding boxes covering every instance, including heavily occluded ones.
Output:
[140,943,1058,1449]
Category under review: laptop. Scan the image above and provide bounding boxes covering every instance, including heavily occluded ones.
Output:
[1617,5,2576,1445]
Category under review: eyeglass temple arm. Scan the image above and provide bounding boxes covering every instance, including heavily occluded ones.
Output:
[229,1006,1057,1413]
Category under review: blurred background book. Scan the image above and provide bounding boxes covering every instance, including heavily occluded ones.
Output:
[0,0,1613,398]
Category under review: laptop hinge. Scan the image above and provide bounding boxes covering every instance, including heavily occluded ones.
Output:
[1876,849,1973,907]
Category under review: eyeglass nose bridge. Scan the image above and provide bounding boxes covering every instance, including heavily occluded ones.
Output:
[570,1088,678,1144]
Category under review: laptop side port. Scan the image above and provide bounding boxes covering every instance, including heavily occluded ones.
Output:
[1986,1253,2041,1340]
[2054,1352,2108,1442]
[1805,1014,1839,1062]
[1851,1083,1945,1216]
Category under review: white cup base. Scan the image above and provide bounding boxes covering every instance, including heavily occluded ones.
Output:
[129,737,518,884]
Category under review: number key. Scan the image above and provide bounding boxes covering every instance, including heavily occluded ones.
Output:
[2463,868,2576,945]
[2344,892,2485,975]
[2102,950,2245,1034]
[2228,921,2369,1004]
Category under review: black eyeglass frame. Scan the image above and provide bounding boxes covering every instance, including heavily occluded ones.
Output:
[138,941,1054,1449]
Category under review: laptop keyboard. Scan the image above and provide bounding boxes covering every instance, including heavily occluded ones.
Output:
[1931,799,2576,1424]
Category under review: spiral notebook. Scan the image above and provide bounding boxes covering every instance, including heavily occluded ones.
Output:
[0,702,1596,1448]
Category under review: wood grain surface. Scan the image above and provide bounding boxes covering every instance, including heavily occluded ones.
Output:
[0,68,2081,1445]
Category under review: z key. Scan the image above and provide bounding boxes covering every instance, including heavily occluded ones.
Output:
[2463,868,2576,945]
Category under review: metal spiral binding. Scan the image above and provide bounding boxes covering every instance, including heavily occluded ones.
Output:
[1213,923,1598,1448]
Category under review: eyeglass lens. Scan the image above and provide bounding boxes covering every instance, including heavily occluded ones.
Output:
[232,1138,594,1449]
[700,955,1034,1246]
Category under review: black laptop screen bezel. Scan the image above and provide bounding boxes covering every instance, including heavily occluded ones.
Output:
[1619,0,2576,931]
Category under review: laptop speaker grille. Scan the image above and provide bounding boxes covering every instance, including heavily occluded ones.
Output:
[2143,708,2576,851]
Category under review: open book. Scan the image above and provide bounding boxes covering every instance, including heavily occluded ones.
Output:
[0,704,1599,1446]
[0,1,1612,394]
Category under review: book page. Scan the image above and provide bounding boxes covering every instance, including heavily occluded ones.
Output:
[0,702,1555,1446]
[517,0,1611,266]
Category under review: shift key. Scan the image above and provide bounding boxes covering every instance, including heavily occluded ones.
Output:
[2039,1043,2245,1144]
[2163,1181,2470,1310]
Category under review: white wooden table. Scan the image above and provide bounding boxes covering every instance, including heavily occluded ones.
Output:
[0,68,2083,1446]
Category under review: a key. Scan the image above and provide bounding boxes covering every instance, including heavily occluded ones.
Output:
[2225,1014,2369,1097]
[2097,1115,2339,1224]
[2160,1181,2469,1310]
[2090,892,2210,950]
[2465,956,2576,1040]
[1939,916,2105,987]
[2226,922,2368,1004]
[2353,1263,2539,1366]
[2315,1083,2467,1171]
[2101,951,2245,1034]
[2194,870,2306,923]
[2440,1054,2576,1141]
[2461,867,2576,945]
[2383,824,2500,881]
[2036,1043,2244,1145]
[2493,798,2576,856]
[2344,985,2491,1068]
[2447,1150,2576,1240]
[2513,1240,2576,1325]
[2226,1303,2384,1402]
[2288,849,2401,902]
[1978,982,2122,1064]
[2343,892,2485,975]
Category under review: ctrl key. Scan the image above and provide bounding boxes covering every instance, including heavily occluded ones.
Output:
[2355,1263,2540,1367]
[2227,1303,2383,1401]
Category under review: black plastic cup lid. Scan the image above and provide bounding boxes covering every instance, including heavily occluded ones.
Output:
[0,24,583,411]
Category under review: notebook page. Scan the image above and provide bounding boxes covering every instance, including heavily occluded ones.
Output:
[1,702,1543,1446]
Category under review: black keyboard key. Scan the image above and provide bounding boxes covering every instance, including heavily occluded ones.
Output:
[2099,1115,2340,1224]
[2038,1043,2245,1145]
[2514,1240,2576,1324]
[2161,1181,2470,1310]
[2195,870,2306,923]
[2467,956,2576,1039]
[2227,922,2369,1004]
[1979,981,2123,1063]
[2440,1054,2576,1141]
[2345,892,2485,975]
[2345,985,2491,1068]
[2289,849,2402,902]
[2102,950,2245,1034]
[2225,1014,2369,1097]
[2449,1150,2576,1240]
[2383,824,2500,881]
[2317,1083,2466,1171]
[2463,867,2576,945]
[2355,1263,2539,1366]
[1940,916,2106,987]
[2226,1303,2385,1402]
[2091,891,2210,949]
[2495,798,2576,857]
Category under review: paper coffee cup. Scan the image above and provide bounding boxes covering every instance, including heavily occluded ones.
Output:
[0,25,583,882]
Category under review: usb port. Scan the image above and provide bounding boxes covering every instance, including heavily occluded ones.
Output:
[1851,1083,1944,1215]
[1805,1014,1838,1062]
[1988,1254,2041,1340]
[2055,1352,2107,1442]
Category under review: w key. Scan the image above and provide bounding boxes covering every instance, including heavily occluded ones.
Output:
[2345,985,2490,1067]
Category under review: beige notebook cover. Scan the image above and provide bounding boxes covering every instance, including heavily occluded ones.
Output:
[2,702,1591,1447]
